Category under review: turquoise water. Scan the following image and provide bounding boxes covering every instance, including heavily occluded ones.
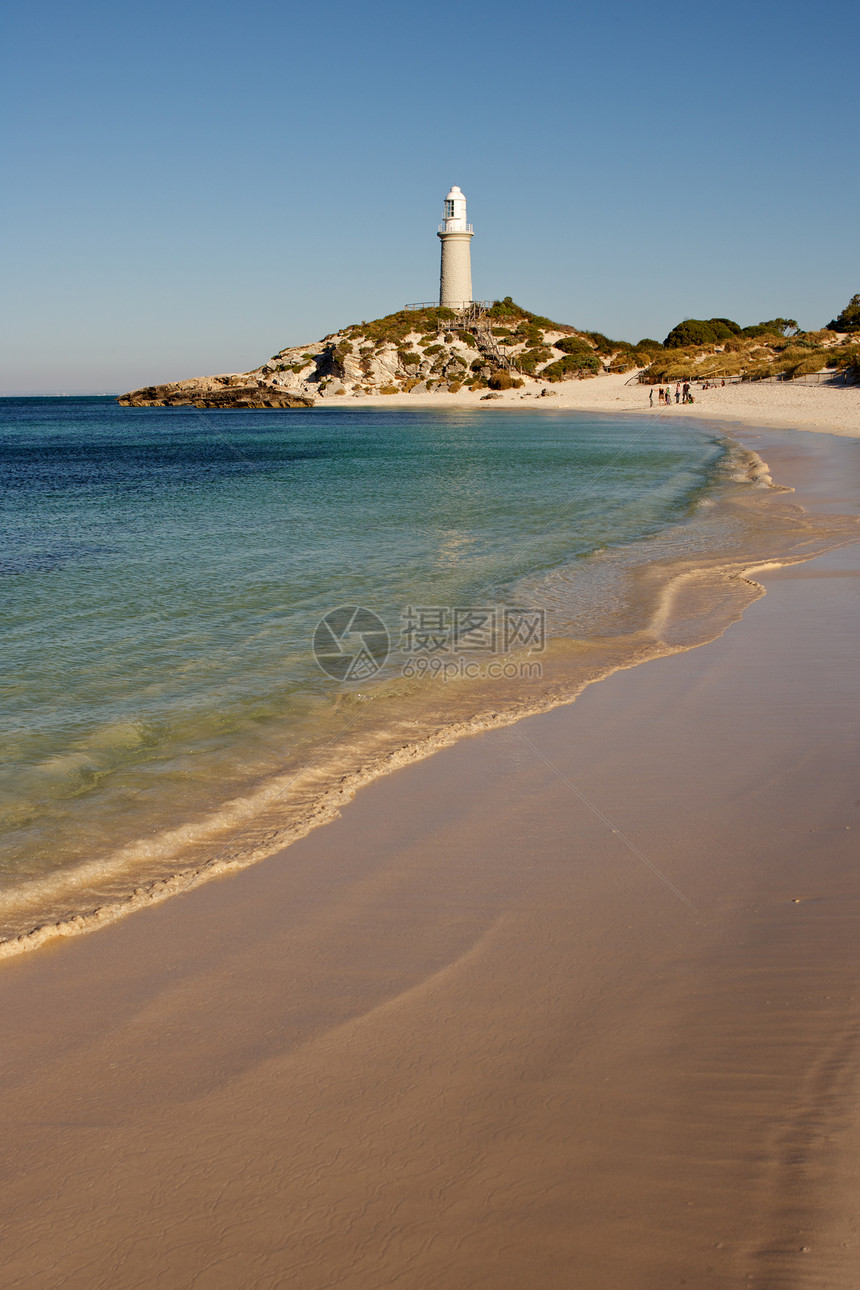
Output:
[1,397,730,935]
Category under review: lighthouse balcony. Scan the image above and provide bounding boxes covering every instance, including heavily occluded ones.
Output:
[438,223,474,234]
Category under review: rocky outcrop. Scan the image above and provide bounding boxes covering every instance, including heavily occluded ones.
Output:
[118,377,314,409]
[117,300,611,408]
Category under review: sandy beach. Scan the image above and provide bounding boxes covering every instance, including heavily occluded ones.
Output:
[340,370,860,437]
[1,415,859,1288]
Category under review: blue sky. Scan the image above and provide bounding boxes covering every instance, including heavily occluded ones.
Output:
[2,0,858,392]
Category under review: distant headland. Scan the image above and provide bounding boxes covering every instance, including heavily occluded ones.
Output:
[118,294,859,409]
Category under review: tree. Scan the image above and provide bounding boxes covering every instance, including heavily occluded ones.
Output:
[742,318,798,338]
[827,295,860,334]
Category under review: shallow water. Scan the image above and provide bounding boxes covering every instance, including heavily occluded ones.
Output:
[1,398,855,950]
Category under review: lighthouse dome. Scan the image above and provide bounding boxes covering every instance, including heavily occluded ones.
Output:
[441,185,469,231]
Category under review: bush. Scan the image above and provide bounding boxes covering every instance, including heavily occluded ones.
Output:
[664,318,742,347]
[380,385,398,394]
[828,346,859,369]
[488,296,530,320]
[554,336,594,356]
[488,370,514,390]
[518,346,552,375]
[542,353,601,381]
[788,356,827,377]
[449,381,462,393]
[636,338,664,352]
[581,331,615,355]
[741,317,798,338]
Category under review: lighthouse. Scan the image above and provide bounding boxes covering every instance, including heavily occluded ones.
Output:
[437,185,473,309]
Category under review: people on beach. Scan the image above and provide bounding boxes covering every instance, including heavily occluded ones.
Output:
[675,383,681,403]
[649,388,654,406]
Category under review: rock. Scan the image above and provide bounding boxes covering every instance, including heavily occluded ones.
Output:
[481,391,502,400]
[119,381,314,409]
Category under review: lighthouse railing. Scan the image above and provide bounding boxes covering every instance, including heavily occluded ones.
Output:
[403,300,493,314]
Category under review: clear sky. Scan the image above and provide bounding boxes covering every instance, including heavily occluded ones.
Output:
[2,0,858,393]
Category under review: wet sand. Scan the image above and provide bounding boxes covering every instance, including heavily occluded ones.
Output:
[1,429,859,1288]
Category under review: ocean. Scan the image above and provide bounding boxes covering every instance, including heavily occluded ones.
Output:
[1,397,845,951]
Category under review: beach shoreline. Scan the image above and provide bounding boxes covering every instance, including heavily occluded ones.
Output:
[318,371,860,438]
[3,412,858,960]
[1,424,859,1287]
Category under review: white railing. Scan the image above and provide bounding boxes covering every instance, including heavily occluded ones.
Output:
[437,223,474,234]
[403,300,493,312]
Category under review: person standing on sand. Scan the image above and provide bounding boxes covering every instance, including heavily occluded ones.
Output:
[675,383,681,403]
[649,388,654,406]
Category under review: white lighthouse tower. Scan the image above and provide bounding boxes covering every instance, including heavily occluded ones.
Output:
[437,185,473,309]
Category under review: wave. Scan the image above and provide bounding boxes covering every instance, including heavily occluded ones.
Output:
[2,438,858,959]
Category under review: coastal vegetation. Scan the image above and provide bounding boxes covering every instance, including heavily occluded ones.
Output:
[828,294,860,333]
[118,293,859,406]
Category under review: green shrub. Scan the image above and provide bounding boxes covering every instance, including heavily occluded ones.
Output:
[828,346,859,369]
[636,338,664,352]
[581,331,615,354]
[554,336,594,356]
[488,370,514,390]
[488,296,530,320]
[664,318,742,347]
[518,346,552,375]
[742,318,798,338]
[542,353,601,381]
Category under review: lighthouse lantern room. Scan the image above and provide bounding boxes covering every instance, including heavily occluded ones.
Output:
[437,185,474,310]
